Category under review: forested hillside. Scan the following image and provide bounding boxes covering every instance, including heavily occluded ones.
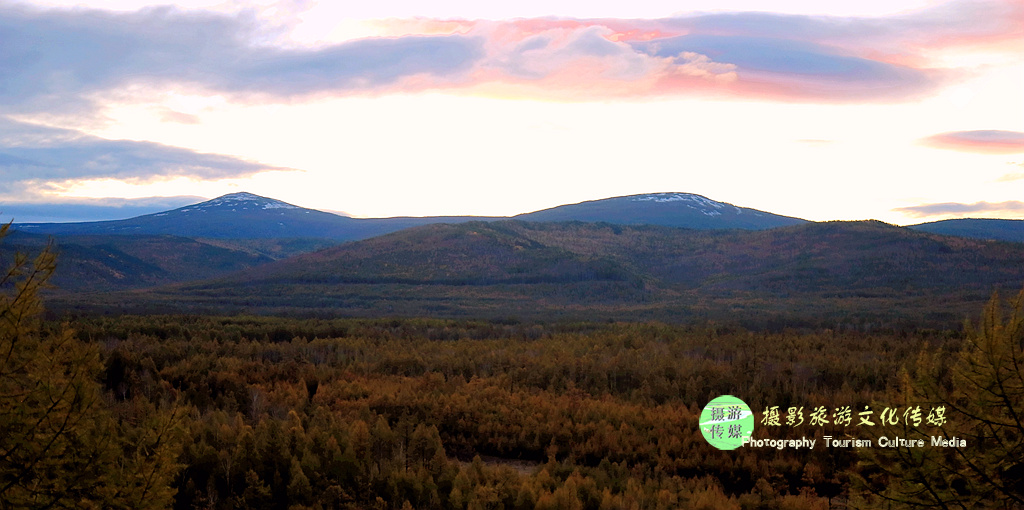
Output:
[4,224,1022,509]
[54,220,1024,329]
[908,218,1024,243]
[1,231,280,290]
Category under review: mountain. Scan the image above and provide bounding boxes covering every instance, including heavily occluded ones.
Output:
[14,192,341,238]
[515,192,807,230]
[56,220,1024,328]
[7,191,813,296]
[1,231,274,291]
[14,191,807,242]
[908,218,1024,243]
[14,192,499,241]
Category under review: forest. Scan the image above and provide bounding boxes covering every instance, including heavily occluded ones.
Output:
[42,220,1024,331]
[2,226,1023,509]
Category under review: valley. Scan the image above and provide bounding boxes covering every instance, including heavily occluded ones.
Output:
[5,191,1024,509]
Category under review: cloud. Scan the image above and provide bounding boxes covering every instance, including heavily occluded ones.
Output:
[894,200,1024,217]
[440,0,1019,101]
[632,34,932,101]
[0,0,1019,110]
[667,1,1022,54]
[0,195,203,223]
[0,116,290,197]
[922,130,1024,154]
[0,3,484,115]
[455,14,943,102]
[158,108,201,124]
[999,162,1024,181]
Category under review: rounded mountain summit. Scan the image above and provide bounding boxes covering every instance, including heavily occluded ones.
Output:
[14,192,808,240]
[515,193,807,230]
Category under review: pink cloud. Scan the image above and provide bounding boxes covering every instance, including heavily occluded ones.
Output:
[363,0,1021,103]
[922,131,1024,154]
[3,0,1020,109]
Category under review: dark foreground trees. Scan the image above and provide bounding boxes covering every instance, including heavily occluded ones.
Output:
[0,224,182,509]
[861,289,1024,508]
[9,219,1024,509]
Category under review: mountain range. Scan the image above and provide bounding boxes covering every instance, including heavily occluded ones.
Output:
[15,191,1022,243]
[13,191,803,241]
[8,191,1024,327]
[44,219,1024,329]
[13,192,500,241]
[9,191,808,291]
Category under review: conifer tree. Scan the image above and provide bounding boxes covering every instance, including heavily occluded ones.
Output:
[860,289,1024,508]
[0,224,182,509]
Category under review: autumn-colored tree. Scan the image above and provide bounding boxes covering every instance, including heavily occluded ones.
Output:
[861,290,1024,508]
[0,224,182,509]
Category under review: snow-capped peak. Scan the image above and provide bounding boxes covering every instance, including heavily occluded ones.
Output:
[175,192,301,213]
[630,193,741,217]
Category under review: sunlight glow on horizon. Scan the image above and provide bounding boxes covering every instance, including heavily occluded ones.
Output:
[2,0,1022,225]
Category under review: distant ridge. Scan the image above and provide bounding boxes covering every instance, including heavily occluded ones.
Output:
[908,218,1024,243]
[516,192,807,230]
[15,192,1024,245]
[14,192,499,241]
[14,191,809,240]
[1,230,276,291]
[56,219,1024,328]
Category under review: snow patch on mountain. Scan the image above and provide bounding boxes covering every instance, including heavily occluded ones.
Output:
[632,193,735,214]
[185,192,300,212]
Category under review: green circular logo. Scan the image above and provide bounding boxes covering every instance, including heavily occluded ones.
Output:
[700,395,754,450]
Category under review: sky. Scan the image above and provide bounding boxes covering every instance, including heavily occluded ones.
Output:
[0,0,1022,224]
